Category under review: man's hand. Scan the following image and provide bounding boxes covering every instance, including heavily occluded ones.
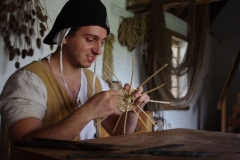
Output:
[82,90,122,120]
[102,83,150,135]
[88,83,150,136]
[123,83,150,112]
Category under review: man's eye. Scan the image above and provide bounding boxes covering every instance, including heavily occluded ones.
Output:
[86,38,95,42]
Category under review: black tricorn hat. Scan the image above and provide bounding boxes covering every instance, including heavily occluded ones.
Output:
[43,0,110,45]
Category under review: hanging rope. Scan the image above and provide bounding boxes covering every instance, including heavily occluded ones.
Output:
[118,15,147,52]
[146,0,209,109]
[102,33,115,81]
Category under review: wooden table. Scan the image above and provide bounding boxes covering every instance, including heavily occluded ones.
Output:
[11,128,240,160]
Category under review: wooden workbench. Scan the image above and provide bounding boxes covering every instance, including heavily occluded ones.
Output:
[11,128,240,160]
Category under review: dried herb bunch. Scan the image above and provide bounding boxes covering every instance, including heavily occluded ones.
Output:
[0,0,51,69]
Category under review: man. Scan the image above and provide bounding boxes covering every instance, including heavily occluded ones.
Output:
[0,0,149,145]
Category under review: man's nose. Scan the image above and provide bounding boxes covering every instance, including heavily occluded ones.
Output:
[92,42,102,55]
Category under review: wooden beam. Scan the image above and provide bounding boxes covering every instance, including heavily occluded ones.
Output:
[163,0,222,10]
[218,49,240,132]
[126,0,223,13]
[217,49,240,110]
[126,0,152,13]
[221,95,226,132]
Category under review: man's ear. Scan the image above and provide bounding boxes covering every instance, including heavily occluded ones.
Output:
[62,37,67,44]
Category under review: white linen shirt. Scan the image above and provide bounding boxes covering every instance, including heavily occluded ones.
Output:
[0,68,109,140]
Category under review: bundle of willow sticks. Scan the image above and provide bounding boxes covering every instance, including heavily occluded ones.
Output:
[0,0,51,68]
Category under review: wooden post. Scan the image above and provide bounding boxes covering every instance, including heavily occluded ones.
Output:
[221,95,227,132]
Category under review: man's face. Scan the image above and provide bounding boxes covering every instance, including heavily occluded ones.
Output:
[63,26,107,68]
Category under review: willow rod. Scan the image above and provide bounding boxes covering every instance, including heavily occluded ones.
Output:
[144,84,165,94]
[138,64,168,88]
[136,104,155,125]
[104,62,123,88]
[148,100,170,104]
[104,72,118,90]
[129,55,134,89]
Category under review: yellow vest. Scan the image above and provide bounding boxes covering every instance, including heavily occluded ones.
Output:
[24,61,102,137]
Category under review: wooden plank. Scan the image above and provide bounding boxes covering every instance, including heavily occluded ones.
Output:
[11,129,240,160]
[126,0,223,13]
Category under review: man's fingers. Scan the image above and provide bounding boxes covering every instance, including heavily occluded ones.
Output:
[133,86,143,98]
[108,90,122,96]
[121,84,150,106]
[137,93,149,104]
[123,83,130,90]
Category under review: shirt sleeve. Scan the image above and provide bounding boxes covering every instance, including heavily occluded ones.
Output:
[0,69,47,127]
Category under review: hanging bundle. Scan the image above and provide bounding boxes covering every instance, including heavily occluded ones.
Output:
[118,15,147,52]
[0,0,50,69]
[102,33,115,81]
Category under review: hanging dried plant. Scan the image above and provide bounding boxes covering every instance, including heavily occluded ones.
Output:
[0,0,50,69]
[9,49,15,61]
[15,48,20,56]
[3,33,10,42]
[21,49,27,59]
[42,15,48,22]
[15,61,20,69]
[24,35,31,46]
[29,28,34,36]
[40,29,44,37]
[31,9,36,16]
[36,38,41,49]
[39,22,46,31]
[28,48,34,57]
[21,25,28,35]
[5,41,11,48]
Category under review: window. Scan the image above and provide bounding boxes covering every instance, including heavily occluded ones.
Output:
[170,36,188,98]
